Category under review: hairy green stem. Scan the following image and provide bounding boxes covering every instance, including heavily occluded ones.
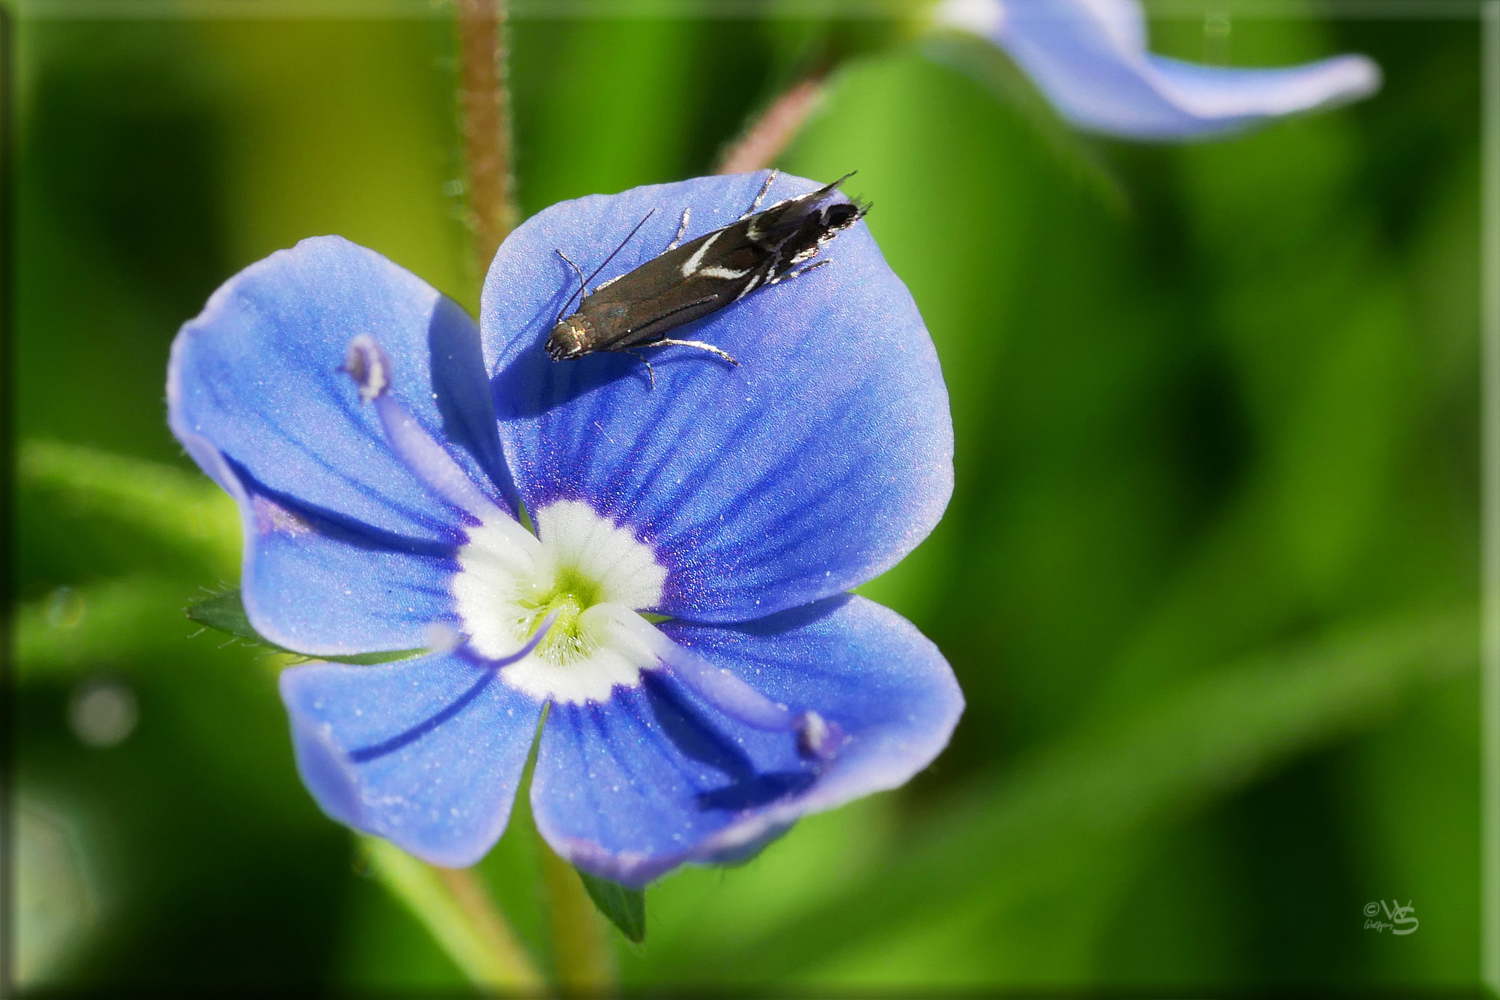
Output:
[537,835,617,996]
[364,837,545,994]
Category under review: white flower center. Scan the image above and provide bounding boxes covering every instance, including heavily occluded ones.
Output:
[932,0,1005,38]
[451,500,668,704]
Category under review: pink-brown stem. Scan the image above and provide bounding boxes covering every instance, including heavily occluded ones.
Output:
[716,74,827,175]
[456,0,518,270]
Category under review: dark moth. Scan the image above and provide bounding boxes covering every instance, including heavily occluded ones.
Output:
[545,172,866,371]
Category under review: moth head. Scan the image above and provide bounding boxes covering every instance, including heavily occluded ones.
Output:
[545,318,590,360]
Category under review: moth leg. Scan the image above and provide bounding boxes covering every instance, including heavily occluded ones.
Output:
[643,338,740,367]
[766,258,832,287]
[667,207,691,251]
[625,349,658,389]
[738,170,779,221]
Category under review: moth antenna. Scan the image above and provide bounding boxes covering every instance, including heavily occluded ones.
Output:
[583,208,656,290]
[555,249,588,322]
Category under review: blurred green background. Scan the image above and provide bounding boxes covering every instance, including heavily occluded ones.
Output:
[9,2,1485,993]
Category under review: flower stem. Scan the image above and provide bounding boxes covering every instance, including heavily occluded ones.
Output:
[716,72,826,175]
[537,834,617,995]
[452,6,612,993]
[363,836,544,994]
[456,0,519,271]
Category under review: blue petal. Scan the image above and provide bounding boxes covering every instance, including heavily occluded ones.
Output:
[480,173,953,622]
[280,651,544,867]
[169,236,515,653]
[935,0,1380,140]
[529,595,962,888]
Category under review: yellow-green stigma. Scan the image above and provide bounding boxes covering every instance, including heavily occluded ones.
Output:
[518,565,604,665]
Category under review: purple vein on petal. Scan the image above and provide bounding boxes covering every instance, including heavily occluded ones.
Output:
[349,612,559,764]
[602,608,843,760]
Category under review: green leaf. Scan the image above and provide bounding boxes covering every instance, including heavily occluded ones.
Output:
[186,589,291,649]
[185,589,424,665]
[19,438,241,569]
[575,868,646,944]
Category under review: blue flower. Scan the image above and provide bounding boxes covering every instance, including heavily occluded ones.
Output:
[933,0,1381,140]
[167,172,963,885]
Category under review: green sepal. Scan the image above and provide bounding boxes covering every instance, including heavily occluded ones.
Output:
[185,588,424,665]
[575,868,645,944]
